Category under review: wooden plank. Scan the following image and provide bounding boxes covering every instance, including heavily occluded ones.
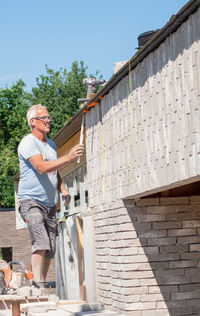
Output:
[57,129,86,157]
[57,132,79,157]
[57,129,86,177]
[161,190,170,197]
[12,301,20,316]
[64,217,80,300]
[76,216,83,286]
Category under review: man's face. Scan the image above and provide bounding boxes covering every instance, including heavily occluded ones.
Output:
[30,107,51,134]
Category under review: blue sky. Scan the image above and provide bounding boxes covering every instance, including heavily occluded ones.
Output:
[1,0,188,92]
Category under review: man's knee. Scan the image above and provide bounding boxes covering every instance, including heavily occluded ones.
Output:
[32,250,46,256]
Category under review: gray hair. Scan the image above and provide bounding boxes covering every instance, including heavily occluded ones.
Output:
[27,104,47,129]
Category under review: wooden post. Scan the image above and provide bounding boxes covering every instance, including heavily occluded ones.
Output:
[77,115,84,164]
[12,301,20,316]
[76,216,83,285]
[76,216,86,301]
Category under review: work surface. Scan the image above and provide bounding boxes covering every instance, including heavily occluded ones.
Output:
[0,298,124,316]
[0,294,49,309]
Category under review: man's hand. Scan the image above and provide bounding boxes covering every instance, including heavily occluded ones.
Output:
[67,144,84,162]
[62,192,71,206]
[28,144,84,175]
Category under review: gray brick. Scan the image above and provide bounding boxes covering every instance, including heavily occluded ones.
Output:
[190,196,200,204]
[138,229,167,238]
[149,285,178,293]
[138,246,159,255]
[111,285,148,295]
[150,253,180,262]
[111,278,140,287]
[168,228,197,236]
[132,222,152,232]
[178,236,200,244]
[147,237,176,246]
[111,270,154,279]
[167,213,200,220]
[141,293,170,302]
[190,244,200,251]
[181,252,200,260]
[153,221,182,229]
[157,300,187,309]
[160,197,189,205]
[136,214,166,222]
[169,259,197,268]
[156,275,192,285]
[111,247,138,256]
[183,220,200,228]
[110,263,139,271]
[136,198,160,206]
[171,290,200,300]
[155,268,184,277]
[159,245,189,253]
[180,283,200,292]
[185,267,200,276]
[110,254,149,264]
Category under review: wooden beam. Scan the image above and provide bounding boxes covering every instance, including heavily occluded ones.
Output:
[76,216,83,286]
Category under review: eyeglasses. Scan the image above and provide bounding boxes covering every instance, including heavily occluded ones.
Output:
[32,116,53,122]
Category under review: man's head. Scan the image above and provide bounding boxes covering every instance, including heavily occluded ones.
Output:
[27,104,51,134]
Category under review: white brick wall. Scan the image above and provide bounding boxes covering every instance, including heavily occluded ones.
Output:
[93,197,200,315]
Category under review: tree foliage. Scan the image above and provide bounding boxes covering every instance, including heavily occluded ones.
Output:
[0,80,30,207]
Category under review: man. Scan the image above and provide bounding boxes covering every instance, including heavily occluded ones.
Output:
[18,104,84,289]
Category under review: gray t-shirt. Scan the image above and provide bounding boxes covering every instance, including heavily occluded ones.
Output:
[18,134,58,206]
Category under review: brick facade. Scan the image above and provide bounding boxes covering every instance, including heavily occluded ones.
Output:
[0,209,55,283]
[93,196,200,315]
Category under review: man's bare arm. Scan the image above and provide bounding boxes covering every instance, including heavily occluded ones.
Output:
[57,172,67,194]
[28,144,84,175]
[57,172,71,206]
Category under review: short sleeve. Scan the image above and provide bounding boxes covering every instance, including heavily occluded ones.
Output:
[18,135,41,160]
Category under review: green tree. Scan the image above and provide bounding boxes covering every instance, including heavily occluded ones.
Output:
[0,80,30,150]
[31,61,87,137]
[0,80,30,207]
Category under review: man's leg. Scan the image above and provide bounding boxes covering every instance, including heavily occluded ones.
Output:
[43,257,51,281]
[32,250,46,286]
[19,200,52,287]
[43,205,57,282]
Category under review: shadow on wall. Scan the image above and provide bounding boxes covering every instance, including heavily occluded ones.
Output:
[124,196,200,316]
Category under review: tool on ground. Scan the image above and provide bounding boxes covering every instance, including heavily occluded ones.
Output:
[8,261,26,288]
[0,260,12,293]
[0,270,7,294]
[0,259,33,293]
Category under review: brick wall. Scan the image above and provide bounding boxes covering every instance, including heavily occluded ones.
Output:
[94,196,200,315]
[0,210,55,283]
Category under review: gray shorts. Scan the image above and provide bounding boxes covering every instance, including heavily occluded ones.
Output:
[19,199,57,258]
